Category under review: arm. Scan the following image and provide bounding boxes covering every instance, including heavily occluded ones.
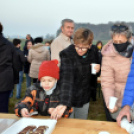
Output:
[122,54,134,107]
[14,85,37,117]
[46,49,50,60]
[101,57,115,108]
[58,52,74,107]
[19,50,27,63]
[11,44,19,84]
[51,40,63,65]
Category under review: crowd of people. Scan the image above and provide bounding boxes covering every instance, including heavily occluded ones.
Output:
[0,18,134,129]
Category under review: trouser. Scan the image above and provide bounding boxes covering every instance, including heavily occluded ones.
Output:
[69,102,90,119]
[25,73,31,88]
[10,71,23,98]
[0,90,11,113]
[16,71,23,98]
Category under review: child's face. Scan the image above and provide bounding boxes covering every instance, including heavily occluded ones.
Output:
[40,76,57,90]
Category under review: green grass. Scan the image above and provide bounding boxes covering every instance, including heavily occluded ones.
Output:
[9,76,106,121]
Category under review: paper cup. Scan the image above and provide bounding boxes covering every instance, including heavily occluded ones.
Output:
[109,97,118,110]
[99,132,110,134]
[91,63,97,74]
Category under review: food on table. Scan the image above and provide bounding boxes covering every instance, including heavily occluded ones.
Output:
[18,125,49,134]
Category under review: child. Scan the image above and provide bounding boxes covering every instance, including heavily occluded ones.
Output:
[15,60,72,118]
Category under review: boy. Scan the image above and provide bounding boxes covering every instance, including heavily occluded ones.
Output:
[15,60,72,118]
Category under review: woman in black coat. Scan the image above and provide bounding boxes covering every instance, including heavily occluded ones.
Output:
[0,23,19,112]
[50,28,100,120]
[23,40,33,88]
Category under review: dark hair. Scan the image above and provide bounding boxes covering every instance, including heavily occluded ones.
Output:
[13,38,21,46]
[0,23,3,33]
[34,37,43,44]
[73,28,94,45]
[26,40,33,45]
[45,41,51,44]
[96,41,103,47]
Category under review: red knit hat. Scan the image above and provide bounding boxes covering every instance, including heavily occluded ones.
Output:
[38,60,59,80]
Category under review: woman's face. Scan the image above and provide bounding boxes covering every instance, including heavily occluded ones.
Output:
[75,43,91,56]
[112,34,127,44]
[27,42,32,50]
[97,43,102,49]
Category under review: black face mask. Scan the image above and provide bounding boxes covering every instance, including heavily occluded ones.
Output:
[113,41,130,52]
[113,41,133,58]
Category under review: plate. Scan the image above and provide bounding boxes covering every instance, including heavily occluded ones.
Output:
[2,118,57,134]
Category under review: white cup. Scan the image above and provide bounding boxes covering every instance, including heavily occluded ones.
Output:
[91,63,97,74]
[109,97,118,110]
[99,132,110,134]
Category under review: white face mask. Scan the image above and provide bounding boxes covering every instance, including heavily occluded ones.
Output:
[40,81,57,95]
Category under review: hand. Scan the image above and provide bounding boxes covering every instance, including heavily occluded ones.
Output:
[94,64,100,73]
[51,105,67,120]
[116,105,131,126]
[108,105,118,113]
[48,108,55,114]
[21,108,30,117]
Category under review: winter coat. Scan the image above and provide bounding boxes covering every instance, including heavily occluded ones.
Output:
[28,44,50,78]
[51,33,73,65]
[101,40,132,108]
[0,33,19,92]
[15,83,72,117]
[58,44,97,108]
[15,47,26,71]
[122,52,134,107]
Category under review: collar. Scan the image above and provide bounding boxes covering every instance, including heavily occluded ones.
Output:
[60,32,71,41]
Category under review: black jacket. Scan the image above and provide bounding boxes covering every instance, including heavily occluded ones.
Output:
[23,45,31,74]
[15,47,26,71]
[58,44,97,108]
[15,83,72,117]
[0,33,19,92]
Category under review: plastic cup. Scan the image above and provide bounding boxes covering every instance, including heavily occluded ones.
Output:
[109,97,118,110]
[91,63,97,75]
[99,132,110,134]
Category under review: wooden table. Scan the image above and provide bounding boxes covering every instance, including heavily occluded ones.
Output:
[0,113,128,134]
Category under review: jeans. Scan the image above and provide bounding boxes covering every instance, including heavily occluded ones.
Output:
[16,71,23,98]
[69,102,90,119]
[25,73,31,88]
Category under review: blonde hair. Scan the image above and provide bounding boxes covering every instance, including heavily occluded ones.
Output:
[73,28,94,45]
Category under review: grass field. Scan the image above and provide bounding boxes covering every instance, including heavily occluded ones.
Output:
[8,75,106,121]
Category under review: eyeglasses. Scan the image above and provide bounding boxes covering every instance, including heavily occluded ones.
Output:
[111,25,128,32]
[74,44,89,52]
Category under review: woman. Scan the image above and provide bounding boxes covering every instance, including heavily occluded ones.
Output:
[0,23,19,112]
[96,40,103,65]
[27,39,50,83]
[50,28,100,120]
[101,22,133,121]
[23,40,33,88]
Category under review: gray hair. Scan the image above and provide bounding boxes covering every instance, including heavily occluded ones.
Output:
[110,22,132,39]
[61,19,74,27]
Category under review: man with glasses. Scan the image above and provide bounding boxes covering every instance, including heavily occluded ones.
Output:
[51,19,74,65]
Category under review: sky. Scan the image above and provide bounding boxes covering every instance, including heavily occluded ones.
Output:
[0,0,134,38]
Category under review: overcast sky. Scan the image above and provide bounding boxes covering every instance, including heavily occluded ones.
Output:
[0,0,134,38]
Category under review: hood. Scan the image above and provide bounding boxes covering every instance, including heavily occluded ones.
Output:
[31,43,46,53]
[101,40,118,57]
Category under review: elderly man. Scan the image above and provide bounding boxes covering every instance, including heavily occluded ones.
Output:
[51,19,74,65]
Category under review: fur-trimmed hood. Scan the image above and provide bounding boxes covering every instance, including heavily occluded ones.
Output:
[31,43,47,53]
